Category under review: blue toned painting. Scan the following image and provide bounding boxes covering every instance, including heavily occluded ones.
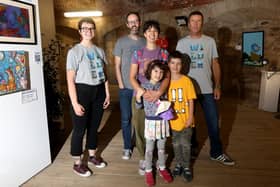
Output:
[0,3,30,38]
[242,31,264,66]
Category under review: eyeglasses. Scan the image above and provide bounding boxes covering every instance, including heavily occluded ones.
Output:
[127,20,139,25]
[80,27,95,32]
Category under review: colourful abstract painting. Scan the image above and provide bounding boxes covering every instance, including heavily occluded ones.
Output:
[0,0,36,44]
[0,51,30,96]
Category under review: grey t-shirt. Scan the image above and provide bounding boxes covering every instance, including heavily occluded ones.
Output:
[66,43,108,86]
[113,35,145,89]
[176,35,218,94]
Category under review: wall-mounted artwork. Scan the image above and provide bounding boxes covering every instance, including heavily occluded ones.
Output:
[0,0,36,44]
[0,51,30,96]
[242,31,264,66]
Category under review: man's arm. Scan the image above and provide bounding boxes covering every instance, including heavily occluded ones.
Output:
[114,56,124,89]
[212,57,221,100]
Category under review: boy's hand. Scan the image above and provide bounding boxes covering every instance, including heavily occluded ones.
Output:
[185,117,193,128]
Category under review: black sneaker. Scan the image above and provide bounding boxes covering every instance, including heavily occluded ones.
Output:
[210,153,235,166]
[182,168,193,182]
[172,165,183,177]
[73,163,92,177]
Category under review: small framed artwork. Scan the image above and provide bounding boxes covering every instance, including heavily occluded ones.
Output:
[0,0,37,44]
[0,51,31,96]
[175,16,188,26]
[242,31,264,66]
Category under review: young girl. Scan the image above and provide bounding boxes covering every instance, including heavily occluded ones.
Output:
[136,60,173,186]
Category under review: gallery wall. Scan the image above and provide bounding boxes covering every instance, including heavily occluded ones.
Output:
[0,0,51,186]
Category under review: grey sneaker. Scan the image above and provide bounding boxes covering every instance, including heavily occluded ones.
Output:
[122,149,132,160]
[210,153,235,166]
[138,160,145,175]
[73,163,92,177]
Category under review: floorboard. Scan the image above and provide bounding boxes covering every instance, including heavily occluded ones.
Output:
[22,86,280,187]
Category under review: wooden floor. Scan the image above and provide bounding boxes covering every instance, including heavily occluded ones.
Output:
[23,87,280,187]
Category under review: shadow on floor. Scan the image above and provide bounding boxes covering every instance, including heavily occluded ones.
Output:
[48,123,72,161]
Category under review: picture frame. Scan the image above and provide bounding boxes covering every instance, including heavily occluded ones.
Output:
[0,0,36,44]
[0,50,31,96]
[175,16,188,26]
[242,31,264,66]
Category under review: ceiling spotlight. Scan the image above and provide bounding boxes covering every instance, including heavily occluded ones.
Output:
[64,11,103,18]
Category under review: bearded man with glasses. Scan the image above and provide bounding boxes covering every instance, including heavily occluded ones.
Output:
[113,12,145,161]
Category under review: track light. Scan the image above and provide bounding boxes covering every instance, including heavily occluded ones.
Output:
[64,11,103,18]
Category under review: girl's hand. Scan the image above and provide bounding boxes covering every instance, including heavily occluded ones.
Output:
[103,96,110,109]
[73,103,85,116]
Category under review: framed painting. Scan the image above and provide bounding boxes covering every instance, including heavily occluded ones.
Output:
[242,31,264,66]
[0,51,30,96]
[0,0,36,44]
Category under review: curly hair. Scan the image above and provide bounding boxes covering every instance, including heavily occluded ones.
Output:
[145,60,168,81]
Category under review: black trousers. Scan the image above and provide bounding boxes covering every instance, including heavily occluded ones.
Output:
[70,83,105,156]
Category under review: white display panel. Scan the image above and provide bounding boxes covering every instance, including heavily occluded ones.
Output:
[0,0,51,186]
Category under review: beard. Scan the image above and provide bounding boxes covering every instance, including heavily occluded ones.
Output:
[130,26,139,34]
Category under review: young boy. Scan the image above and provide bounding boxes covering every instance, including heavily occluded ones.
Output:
[167,51,196,182]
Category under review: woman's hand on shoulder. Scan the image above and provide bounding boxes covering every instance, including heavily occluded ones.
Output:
[143,90,161,102]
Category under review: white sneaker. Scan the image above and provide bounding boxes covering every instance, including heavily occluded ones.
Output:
[138,160,145,175]
[122,149,132,160]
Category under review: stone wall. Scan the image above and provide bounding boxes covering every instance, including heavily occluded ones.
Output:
[55,0,280,107]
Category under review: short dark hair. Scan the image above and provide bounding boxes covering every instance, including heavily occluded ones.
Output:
[78,17,96,30]
[168,50,182,62]
[168,50,191,75]
[145,60,168,81]
[143,20,160,34]
[125,11,141,23]
[188,10,204,23]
